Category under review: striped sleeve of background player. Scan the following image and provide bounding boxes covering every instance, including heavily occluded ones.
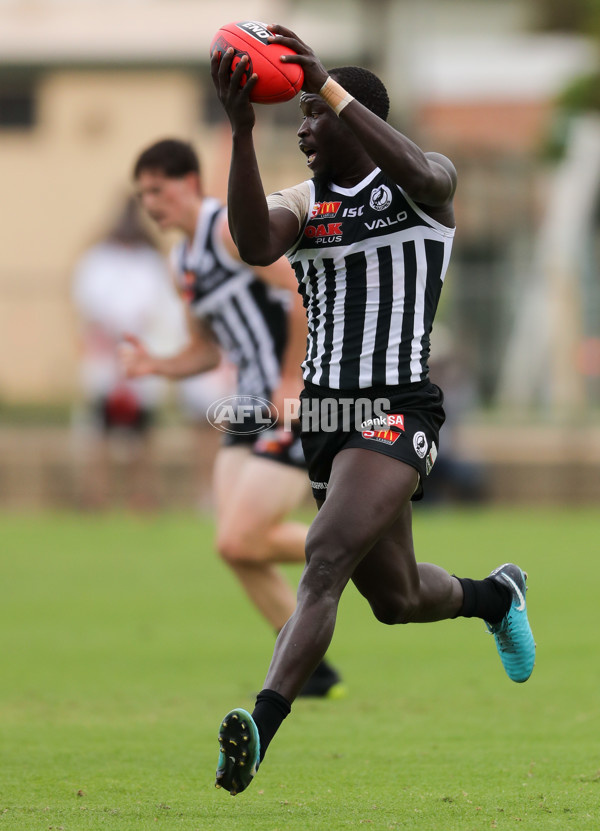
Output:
[208,280,285,400]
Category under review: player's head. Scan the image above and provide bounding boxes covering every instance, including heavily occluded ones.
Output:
[133,138,200,179]
[328,66,390,122]
[298,66,390,185]
[133,139,202,233]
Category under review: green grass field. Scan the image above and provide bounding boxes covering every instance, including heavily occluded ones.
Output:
[1,507,598,830]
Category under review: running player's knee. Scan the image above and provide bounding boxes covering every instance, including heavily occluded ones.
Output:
[306,519,362,564]
[370,591,419,625]
[216,532,239,565]
[305,555,347,595]
[216,530,261,565]
[304,530,357,596]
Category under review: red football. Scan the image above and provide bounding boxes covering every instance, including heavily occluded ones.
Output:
[210,21,304,104]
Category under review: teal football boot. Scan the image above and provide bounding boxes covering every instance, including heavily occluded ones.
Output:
[486,563,535,683]
[215,709,260,796]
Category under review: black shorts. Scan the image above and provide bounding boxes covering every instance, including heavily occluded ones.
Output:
[223,421,306,470]
[299,380,445,502]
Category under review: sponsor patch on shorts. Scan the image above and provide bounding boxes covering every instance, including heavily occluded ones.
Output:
[425,441,438,475]
[361,427,402,445]
[360,413,405,431]
[413,431,428,458]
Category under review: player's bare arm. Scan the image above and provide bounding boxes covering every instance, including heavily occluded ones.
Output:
[210,48,300,265]
[217,212,296,291]
[120,311,221,380]
[269,24,456,223]
[218,213,306,409]
[218,212,308,385]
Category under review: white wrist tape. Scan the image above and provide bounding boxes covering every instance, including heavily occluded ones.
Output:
[319,77,354,116]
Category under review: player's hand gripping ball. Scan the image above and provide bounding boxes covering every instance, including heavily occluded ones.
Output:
[210,21,303,104]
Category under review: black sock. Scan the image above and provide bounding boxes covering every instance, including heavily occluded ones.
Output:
[455,576,512,624]
[252,689,291,762]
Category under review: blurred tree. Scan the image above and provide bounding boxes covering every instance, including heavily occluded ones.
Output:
[535,0,600,156]
[531,0,600,36]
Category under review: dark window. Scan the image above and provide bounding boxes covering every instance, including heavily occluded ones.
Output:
[0,87,36,129]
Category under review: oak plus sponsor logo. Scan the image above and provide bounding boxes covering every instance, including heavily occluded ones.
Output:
[304,221,343,245]
[369,184,393,211]
[311,201,342,219]
[207,394,278,435]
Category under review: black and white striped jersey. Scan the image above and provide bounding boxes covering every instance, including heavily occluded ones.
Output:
[172,198,287,399]
[284,168,455,390]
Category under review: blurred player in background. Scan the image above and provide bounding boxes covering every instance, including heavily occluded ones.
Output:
[175,365,236,513]
[210,25,536,795]
[72,194,181,509]
[122,138,344,697]
[425,324,488,504]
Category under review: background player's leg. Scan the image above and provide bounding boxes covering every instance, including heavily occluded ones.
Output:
[213,446,343,695]
[216,453,309,562]
[214,449,309,630]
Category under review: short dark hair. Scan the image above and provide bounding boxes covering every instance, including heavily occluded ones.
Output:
[328,66,390,122]
[133,138,200,180]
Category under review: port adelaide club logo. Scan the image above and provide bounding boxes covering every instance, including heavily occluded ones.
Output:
[369,184,393,211]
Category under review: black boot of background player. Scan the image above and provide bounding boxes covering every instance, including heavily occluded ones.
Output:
[298,659,346,698]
